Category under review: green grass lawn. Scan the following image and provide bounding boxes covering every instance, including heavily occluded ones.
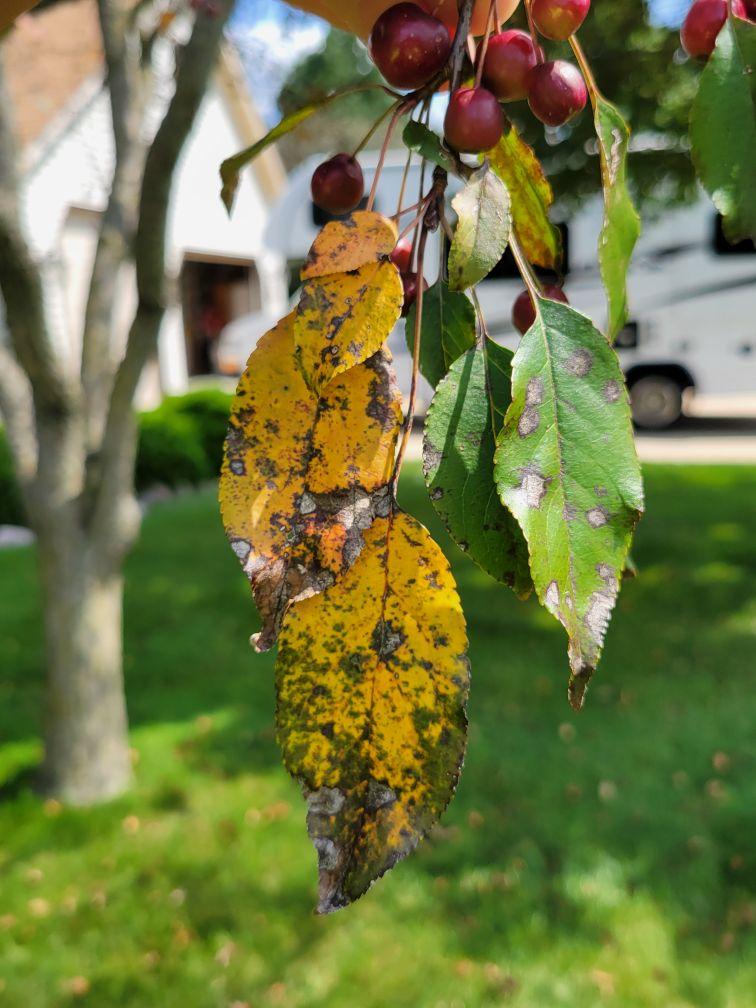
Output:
[1,465,755,1008]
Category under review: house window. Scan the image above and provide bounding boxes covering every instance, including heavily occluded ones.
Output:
[713,214,756,256]
[462,222,570,281]
[181,257,261,377]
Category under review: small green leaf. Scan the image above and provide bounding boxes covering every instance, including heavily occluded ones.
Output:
[406,281,476,389]
[402,120,457,173]
[487,121,561,270]
[691,15,756,243]
[220,84,383,214]
[494,299,644,709]
[593,96,641,341]
[424,340,532,597]
[448,165,511,292]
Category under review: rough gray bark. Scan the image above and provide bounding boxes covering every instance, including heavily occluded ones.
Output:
[0,0,233,804]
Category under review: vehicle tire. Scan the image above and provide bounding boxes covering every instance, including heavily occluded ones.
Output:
[629,374,683,430]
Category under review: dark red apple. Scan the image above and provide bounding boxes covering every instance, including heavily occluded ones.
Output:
[391,237,414,272]
[444,87,504,153]
[512,285,568,334]
[527,60,587,127]
[368,3,451,89]
[681,0,746,58]
[482,30,540,102]
[311,154,364,215]
[531,0,591,41]
[401,273,429,316]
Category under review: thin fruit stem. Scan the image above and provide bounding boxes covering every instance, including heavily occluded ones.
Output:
[352,100,401,158]
[510,232,542,302]
[523,0,540,56]
[394,144,414,221]
[397,196,432,244]
[569,34,601,101]
[474,0,498,88]
[367,100,412,212]
[392,226,429,495]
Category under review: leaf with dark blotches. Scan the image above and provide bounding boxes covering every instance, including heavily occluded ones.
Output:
[691,14,756,244]
[219,312,402,651]
[448,165,511,292]
[276,510,469,914]
[487,122,561,270]
[301,211,398,280]
[494,299,644,708]
[294,260,403,395]
[423,340,532,597]
[405,281,476,389]
[592,95,641,340]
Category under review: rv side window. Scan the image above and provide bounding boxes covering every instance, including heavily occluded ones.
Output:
[311,196,371,227]
[713,214,756,256]
[482,222,570,281]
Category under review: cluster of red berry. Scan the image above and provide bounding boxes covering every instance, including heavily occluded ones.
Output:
[310,1,595,326]
[680,0,755,59]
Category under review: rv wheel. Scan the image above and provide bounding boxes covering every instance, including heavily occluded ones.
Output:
[629,374,683,430]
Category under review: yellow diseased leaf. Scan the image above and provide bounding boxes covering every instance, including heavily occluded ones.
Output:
[294,260,403,395]
[301,211,398,279]
[219,312,402,651]
[276,511,470,914]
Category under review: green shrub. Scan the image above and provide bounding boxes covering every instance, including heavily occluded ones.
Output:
[0,389,234,524]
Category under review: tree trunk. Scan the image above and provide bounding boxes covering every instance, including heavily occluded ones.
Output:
[37,532,132,805]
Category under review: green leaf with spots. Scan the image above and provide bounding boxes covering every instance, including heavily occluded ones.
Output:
[402,120,457,173]
[423,340,532,597]
[448,165,511,292]
[592,96,641,340]
[691,15,756,243]
[493,299,644,709]
[405,281,476,389]
[487,121,561,270]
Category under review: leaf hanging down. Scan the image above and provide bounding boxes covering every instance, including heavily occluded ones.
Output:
[219,312,402,652]
[402,119,457,173]
[448,165,511,292]
[405,281,476,389]
[424,340,532,597]
[494,299,644,709]
[294,260,404,395]
[301,211,398,280]
[487,122,561,270]
[219,83,384,214]
[691,15,756,244]
[591,95,641,341]
[276,511,469,914]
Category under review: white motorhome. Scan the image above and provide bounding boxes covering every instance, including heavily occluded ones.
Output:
[221,150,756,428]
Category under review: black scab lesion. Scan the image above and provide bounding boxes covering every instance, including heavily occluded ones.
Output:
[603,379,621,404]
[229,458,245,476]
[371,618,405,659]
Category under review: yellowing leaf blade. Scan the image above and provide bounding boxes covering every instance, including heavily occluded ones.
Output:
[219,312,402,651]
[294,260,404,395]
[301,211,398,280]
[448,165,511,291]
[276,511,470,914]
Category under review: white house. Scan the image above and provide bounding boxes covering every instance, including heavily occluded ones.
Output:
[2,0,288,404]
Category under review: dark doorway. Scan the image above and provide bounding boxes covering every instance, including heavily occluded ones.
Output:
[181,257,261,376]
